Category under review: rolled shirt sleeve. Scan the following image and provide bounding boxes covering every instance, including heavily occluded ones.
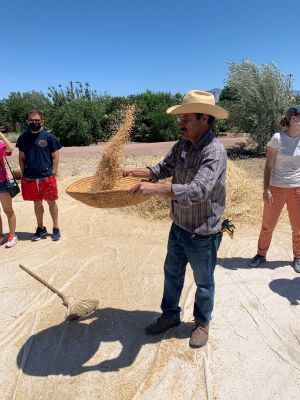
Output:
[148,142,181,182]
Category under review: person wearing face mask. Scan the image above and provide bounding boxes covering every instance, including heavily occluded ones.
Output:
[248,105,300,273]
[16,109,62,241]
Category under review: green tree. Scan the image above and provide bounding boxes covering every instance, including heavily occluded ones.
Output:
[219,85,237,102]
[46,82,111,145]
[226,60,293,152]
[128,90,182,142]
[215,86,238,133]
[1,91,51,131]
[99,96,131,141]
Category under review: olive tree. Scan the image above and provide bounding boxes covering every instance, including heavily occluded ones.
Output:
[226,60,293,152]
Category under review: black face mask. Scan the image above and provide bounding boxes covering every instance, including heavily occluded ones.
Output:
[28,122,42,132]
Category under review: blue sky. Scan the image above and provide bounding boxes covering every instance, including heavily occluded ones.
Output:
[1,0,299,99]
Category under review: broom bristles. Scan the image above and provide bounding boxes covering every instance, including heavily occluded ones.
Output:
[64,297,99,320]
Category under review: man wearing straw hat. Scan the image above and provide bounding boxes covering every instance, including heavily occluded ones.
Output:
[122,90,228,348]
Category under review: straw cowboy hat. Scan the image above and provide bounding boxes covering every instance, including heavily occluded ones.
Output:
[166,90,229,119]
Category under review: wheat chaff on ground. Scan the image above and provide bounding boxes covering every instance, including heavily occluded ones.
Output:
[91,104,136,191]
[18,264,99,321]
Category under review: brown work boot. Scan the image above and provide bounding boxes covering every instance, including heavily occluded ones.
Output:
[189,320,209,348]
[145,317,180,335]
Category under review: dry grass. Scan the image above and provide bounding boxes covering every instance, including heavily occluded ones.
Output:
[91,105,136,191]
[225,160,262,224]
[124,158,267,226]
[131,193,171,220]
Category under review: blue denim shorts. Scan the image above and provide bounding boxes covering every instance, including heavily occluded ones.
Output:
[0,180,9,193]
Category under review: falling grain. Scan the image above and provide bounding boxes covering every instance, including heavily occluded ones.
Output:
[91,105,136,191]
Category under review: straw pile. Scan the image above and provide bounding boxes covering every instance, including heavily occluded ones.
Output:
[91,105,136,191]
[225,159,262,224]
[125,159,265,226]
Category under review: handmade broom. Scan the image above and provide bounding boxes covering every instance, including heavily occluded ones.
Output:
[19,264,98,320]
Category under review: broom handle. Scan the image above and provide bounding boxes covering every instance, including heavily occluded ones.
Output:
[19,264,67,302]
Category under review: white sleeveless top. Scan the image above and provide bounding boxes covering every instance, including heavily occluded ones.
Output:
[267,131,300,187]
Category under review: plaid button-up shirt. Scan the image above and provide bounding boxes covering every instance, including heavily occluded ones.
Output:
[149,129,227,234]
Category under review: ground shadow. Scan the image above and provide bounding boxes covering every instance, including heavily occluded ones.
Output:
[218,257,289,271]
[16,231,53,241]
[17,308,192,376]
[226,142,263,160]
[15,231,34,241]
[269,277,300,305]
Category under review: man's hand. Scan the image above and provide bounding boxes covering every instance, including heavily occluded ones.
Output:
[119,168,134,177]
[119,167,151,179]
[130,182,157,198]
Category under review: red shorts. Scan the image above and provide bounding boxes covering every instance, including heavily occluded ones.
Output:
[21,176,58,201]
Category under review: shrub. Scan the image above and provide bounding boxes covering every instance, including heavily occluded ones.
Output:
[128,90,182,142]
[47,82,111,145]
[0,91,51,132]
[226,60,293,152]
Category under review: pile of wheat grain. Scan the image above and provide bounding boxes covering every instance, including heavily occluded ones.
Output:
[91,104,136,191]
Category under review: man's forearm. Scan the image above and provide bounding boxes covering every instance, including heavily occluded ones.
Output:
[153,183,176,199]
[19,158,25,175]
[52,152,59,175]
[130,181,176,200]
[52,159,59,175]
[124,167,151,178]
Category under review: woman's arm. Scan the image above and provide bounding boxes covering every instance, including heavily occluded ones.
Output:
[263,146,277,205]
[0,132,14,153]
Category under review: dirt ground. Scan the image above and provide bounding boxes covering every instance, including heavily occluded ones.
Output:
[1,139,299,400]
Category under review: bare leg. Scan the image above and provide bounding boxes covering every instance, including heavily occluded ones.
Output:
[0,193,16,236]
[48,200,59,229]
[34,200,44,228]
[0,212,3,236]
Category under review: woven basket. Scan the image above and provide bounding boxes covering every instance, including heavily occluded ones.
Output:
[66,176,146,208]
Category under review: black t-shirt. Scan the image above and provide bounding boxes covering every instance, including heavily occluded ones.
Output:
[16,129,62,178]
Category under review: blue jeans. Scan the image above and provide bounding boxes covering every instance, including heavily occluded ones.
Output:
[161,223,222,324]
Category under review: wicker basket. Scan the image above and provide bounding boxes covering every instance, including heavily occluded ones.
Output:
[66,176,146,208]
